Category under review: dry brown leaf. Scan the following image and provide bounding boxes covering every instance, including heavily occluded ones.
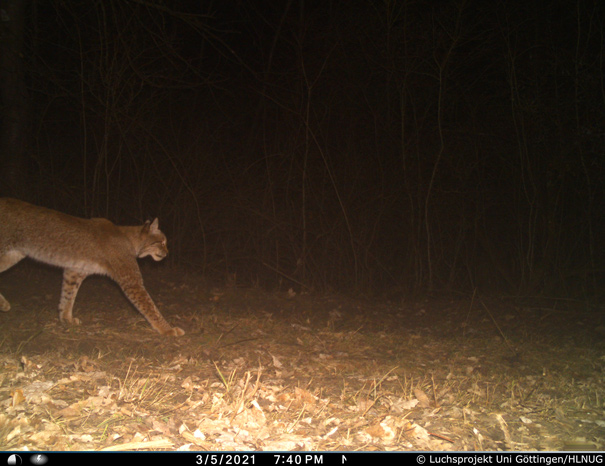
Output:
[55,404,82,418]
[10,389,25,407]
[294,387,316,405]
[181,430,206,446]
[365,423,386,438]
[414,388,431,408]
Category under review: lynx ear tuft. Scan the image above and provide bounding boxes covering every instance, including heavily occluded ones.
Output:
[149,218,159,233]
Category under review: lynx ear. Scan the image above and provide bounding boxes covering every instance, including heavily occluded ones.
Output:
[141,218,159,234]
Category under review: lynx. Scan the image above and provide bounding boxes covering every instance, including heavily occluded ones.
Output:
[0,198,184,336]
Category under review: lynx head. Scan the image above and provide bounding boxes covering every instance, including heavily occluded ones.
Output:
[138,218,168,261]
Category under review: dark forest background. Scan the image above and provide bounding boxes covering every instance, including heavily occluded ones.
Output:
[1,0,604,297]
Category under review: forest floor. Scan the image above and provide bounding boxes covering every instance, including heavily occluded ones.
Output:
[0,262,604,452]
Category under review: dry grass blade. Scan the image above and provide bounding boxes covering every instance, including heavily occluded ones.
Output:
[100,439,174,451]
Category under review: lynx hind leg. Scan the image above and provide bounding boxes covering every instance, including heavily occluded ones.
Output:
[59,269,87,325]
[0,294,9,312]
[118,275,184,337]
[0,251,27,311]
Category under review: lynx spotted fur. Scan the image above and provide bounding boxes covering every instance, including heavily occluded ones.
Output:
[0,198,184,336]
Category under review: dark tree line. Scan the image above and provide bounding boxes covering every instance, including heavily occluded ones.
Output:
[1,0,603,297]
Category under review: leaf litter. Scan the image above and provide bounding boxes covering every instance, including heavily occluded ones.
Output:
[0,264,604,451]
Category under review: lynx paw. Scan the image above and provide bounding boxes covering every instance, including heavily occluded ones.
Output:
[161,326,185,337]
[59,315,81,326]
[0,299,10,312]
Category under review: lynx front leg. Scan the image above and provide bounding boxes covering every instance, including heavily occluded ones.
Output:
[118,275,185,337]
[59,269,87,325]
[0,251,26,311]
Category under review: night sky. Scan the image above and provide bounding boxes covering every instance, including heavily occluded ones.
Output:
[1,0,603,297]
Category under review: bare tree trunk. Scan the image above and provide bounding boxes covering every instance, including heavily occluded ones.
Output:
[0,0,30,198]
